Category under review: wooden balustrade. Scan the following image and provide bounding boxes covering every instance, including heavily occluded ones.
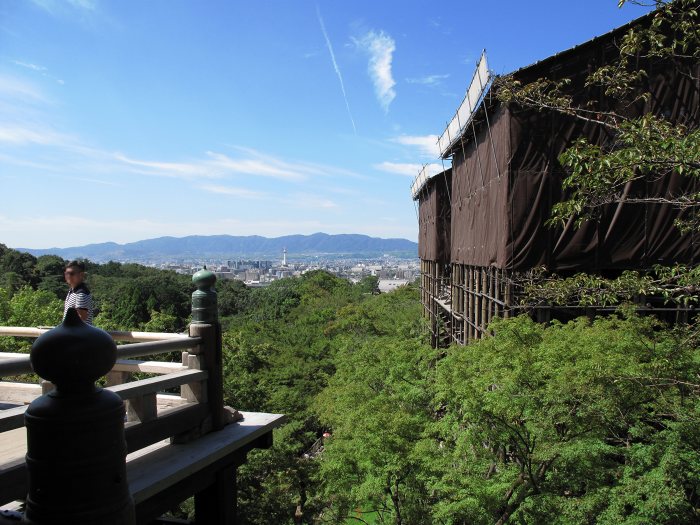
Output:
[0,268,285,524]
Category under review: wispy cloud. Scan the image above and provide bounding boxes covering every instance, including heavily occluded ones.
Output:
[72,176,121,187]
[206,151,308,182]
[200,184,264,199]
[67,0,97,10]
[0,125,72,146]
[406,74,450,87]
[375,161,443,178]
[29,0,96,13]
[354,30,396,112]
[13,61,46,72]
[113,153,216,179]
[286,193,338,209]
[13,60,65,85]
[316,5,356,134]
[392,134,440,158]
[0,74,48,104]
[114,149,315,183]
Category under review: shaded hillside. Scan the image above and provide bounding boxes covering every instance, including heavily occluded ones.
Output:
[17,233,418,262]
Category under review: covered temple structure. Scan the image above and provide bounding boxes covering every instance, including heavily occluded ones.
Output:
[414,12,700,347]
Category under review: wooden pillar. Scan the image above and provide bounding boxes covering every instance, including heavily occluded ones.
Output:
[504,270,512,319]
[190,267,225,432]
[189,322,224,431]
[194,464,237,524]
[494,269,500,318]
[481,268,488,335]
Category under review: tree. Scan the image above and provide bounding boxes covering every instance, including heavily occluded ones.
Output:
[358,275,380,295]
[429,314,700,524]
[313,284,431,524]
[0,249,38,291]
[35,255,67,299]
[0,286,63,353]
[218,279,252,318]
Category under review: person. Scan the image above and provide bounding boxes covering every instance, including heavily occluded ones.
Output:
[63,260,93,324]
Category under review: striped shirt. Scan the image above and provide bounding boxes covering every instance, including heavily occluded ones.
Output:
[64,283,94,325]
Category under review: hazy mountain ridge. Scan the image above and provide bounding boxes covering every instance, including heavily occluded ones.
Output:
[17,233,418,262]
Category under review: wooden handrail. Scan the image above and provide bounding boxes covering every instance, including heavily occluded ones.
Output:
[115,336,201,360]
[0,326,191,343]
[112,360,187,375]
[0,356,31,377]
[107,369,207,401]
[108,331,190,342]
[0,335,202,379]
[0,405,27,433]
[0,327,48,338]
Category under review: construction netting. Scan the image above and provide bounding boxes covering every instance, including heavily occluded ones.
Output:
[419,20,700,272]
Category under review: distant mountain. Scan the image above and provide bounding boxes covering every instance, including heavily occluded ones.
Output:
[17,233,418,262]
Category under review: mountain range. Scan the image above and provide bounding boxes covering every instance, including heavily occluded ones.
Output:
[18,233,418,262]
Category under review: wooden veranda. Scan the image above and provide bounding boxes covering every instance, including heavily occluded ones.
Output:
[0,270,285,524]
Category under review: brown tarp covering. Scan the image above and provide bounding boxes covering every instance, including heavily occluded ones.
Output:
[418,170,452,263]
[450,106,510,267]
[446,29,699,271]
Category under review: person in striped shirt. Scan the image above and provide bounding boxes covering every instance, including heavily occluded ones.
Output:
[63,260,93,324]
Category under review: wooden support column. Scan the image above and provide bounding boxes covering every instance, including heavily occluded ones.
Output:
[127,393,157,423]
[189,323,223,431]
[106,370,130,387]
[194,464,237,525]
[473,266,480,339]
[190,267,225,432]
[481,268,488,335]
[494,269,501,318]
[504,270,512,319]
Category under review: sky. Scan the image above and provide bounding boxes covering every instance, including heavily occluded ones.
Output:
[0,0,654,249]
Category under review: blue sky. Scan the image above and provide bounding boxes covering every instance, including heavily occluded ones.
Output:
[0,0,652,249]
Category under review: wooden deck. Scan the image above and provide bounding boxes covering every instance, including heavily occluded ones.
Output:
[0,411,286,522]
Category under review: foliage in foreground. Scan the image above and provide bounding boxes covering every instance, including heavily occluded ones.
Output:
[313,309,700,525]
[432,314,700,525]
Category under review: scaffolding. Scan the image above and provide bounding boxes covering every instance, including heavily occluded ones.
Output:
[414,12,699,348]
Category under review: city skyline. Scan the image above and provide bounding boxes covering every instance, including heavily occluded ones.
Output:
[0,0,653,248]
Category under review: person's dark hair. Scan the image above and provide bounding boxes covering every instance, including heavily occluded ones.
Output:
[65,260,86,272]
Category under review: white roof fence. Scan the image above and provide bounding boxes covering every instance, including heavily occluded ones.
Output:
[437,50,491,158]
[410,51,491,200]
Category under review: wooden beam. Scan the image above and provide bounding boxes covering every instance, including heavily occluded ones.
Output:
[127,412,286,505]
[124,403,209,453]
[113,360,188,375]
[127,393,158,424]
[107,369,207,401]
[0,406,27,434]
[0,382,40,405]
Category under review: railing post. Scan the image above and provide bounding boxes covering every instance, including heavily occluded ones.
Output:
[188,268,237,524]
[189,267,224,431]
[23,308,135,524]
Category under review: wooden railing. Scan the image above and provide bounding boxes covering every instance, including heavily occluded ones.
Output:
[0,269,286,524]
[0,326,207,427]
[0,324,221,507]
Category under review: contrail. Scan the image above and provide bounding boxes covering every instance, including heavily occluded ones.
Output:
[316,5,357,135]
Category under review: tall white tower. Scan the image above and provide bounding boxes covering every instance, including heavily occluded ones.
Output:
[283,248,287,266]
